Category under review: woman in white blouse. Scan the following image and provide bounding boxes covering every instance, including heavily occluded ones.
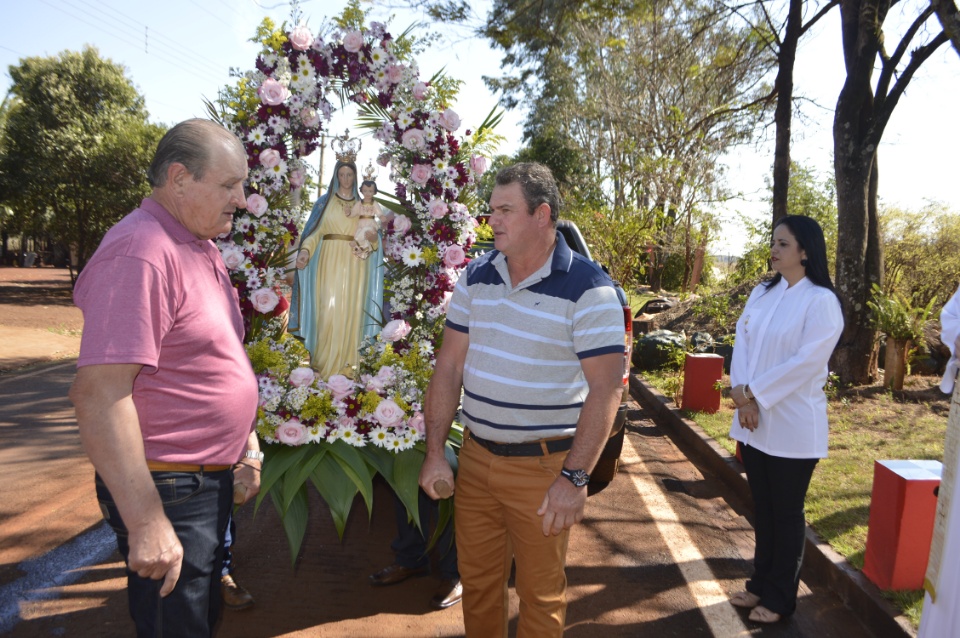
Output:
[727,215,844,624]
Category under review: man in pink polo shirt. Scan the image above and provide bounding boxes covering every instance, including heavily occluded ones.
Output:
[69,119,260,637]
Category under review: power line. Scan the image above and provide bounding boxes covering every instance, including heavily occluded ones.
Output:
[64,0,228,78]
[185,0,235,31]
[34,0,225,86]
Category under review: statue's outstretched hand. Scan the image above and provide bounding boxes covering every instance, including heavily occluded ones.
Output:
[296,249,309,269]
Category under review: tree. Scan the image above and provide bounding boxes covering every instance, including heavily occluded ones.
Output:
[880,202,960,310]
[932,0,960,57]
[0,47,165,275]
[832,0,950,384]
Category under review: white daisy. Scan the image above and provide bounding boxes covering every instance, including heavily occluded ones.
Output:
[401,246,424,266]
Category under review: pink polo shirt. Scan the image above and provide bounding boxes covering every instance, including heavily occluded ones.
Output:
[75,198,259,465]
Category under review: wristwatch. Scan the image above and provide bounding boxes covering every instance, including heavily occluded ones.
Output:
[742,384,754,401]
[244,450,265,463]
[560,467,590,488]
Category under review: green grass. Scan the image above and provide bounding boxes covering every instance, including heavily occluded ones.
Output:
[640,369,946,628]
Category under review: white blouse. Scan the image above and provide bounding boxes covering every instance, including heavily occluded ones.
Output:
[939,285,960,393]
[728,277,844,459]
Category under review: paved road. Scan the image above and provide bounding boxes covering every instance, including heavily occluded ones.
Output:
[0,363,876,637]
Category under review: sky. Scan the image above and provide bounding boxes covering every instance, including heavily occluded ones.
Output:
[2,0,958,256]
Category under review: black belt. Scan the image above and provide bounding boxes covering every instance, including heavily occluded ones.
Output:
[469,432,573,457]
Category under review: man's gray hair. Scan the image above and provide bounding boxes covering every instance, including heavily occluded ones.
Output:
[494,162,561,223]
[147,119,244,188]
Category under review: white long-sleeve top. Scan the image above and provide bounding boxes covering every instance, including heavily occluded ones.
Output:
[728,277,844,459]
[939,285,960,393]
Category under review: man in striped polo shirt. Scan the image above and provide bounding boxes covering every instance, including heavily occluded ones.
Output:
[419,162,625,636]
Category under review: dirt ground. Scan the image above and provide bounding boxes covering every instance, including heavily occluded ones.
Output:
[0,266,83,372]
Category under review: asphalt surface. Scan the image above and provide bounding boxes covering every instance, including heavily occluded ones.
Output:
[0,360,882,637]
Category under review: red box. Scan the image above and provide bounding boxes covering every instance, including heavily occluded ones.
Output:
[680,353,723,414]
[862,460,942,590]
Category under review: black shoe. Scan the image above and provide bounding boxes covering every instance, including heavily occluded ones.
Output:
[429,578,463,610]
[369,563,429,586]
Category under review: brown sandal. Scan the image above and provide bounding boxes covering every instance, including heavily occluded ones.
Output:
[748,605,782,624]
[730,591,761,608]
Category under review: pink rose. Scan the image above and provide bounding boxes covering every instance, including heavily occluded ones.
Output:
[251,287,280,313]
[401,128,426,151]
[385,64,404,83]
[410,163,432,185]
[470,154,488,177]
[257,78,290,106]
[259,148,281,169]
[374,399,405,428]
[381,319,412,342]
[288,168,306,189]
[220,245,245,270]
[326,374,354,400]
[392,214,412,235]
[412,82,428,100]
[246,193,268,217]
[300,107,321,128]
[376,365,396,383]
[438,108,461,132]
[407,412,425,435]
[289,367,315,388]
[277,419,307,445]
[365,374,387,393]
[443,245,466,268]
[428,199,448,219]
[288,25,313,51]
[342,30,364,53]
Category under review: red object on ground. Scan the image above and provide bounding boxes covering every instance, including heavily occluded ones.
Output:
[862,460,942,590]
[680,353,723,414]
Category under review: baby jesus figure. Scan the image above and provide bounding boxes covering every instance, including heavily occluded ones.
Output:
[348,179,383,260]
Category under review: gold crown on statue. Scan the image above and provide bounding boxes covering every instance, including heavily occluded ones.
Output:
[331,129,361,163]
[362,161,377,181]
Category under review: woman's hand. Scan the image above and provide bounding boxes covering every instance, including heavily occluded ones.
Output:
[296,248,309,270]
[737,400,760,431]
[731,384,752,408]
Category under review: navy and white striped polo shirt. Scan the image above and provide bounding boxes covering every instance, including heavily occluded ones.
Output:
[445,231,625,443]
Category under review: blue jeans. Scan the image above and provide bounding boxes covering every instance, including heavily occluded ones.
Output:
[740,444,819,616]
[96,469,233,637]
[392,489,459,580]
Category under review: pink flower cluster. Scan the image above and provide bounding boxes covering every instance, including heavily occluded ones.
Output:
[216,19,491,447]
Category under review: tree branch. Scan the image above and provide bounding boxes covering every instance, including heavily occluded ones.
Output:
[932,0,960,59]
[876,5,934,104]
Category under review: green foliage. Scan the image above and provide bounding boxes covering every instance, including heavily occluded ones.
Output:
[734,162,838,284]
[563,205,653,292]
[692,294,731,326]
[880,202,960,310]
[0,47,165,271]
[866,283,935,343]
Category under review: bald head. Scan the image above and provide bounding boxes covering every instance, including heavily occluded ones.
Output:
[148,119,245,188]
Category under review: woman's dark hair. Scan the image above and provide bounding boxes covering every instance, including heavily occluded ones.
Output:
[360,180,378,194]
[764,215,841,302]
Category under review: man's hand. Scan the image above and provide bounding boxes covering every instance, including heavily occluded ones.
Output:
[127,516,184,597]
[419,451,455,500]
[537,477,587,536]
[233,461,261,505]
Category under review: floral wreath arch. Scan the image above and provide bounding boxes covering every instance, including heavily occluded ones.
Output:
[210,10,494,557]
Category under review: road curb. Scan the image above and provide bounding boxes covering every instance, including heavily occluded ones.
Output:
[629,374,915,638]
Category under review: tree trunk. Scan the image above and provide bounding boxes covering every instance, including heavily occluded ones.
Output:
[771,0,804,226]
[883,337,910,390]
[831,0,889,385]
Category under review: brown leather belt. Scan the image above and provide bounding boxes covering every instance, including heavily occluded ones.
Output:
[146,461,232,473]
[323,234,354,241]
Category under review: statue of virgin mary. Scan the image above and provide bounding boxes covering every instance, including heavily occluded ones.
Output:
[289,134,384,377]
